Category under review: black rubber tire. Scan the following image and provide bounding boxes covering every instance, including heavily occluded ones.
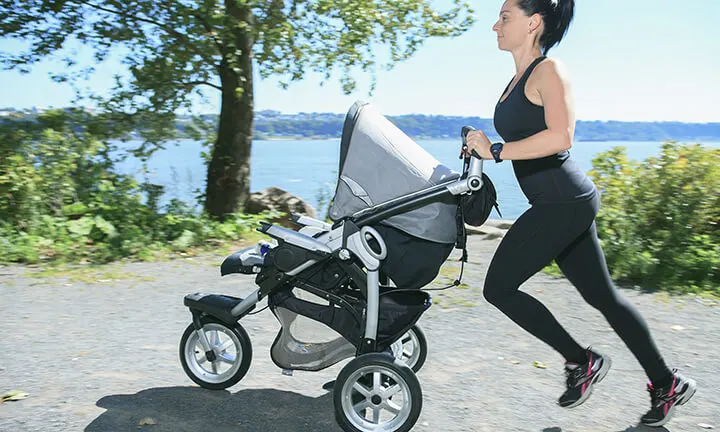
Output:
[333,352,422,432]
[179,316,252,390]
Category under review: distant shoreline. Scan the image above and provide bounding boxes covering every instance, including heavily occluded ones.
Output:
[254,136,720,143]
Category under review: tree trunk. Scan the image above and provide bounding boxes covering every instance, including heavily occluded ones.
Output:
[204,4,255,219]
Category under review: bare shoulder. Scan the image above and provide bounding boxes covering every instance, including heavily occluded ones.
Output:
[526,58,573,105]
[533,58,572,86]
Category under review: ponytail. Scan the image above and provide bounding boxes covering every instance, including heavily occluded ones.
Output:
[517,0,575,54]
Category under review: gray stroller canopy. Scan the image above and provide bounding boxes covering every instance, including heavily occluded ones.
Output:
[328,101,460,244]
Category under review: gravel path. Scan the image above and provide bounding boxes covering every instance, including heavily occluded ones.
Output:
[1,233,718,432]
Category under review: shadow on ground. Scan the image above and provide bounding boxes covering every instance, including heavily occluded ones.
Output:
[86,386,339,432]
[86,386,675,432]
[543,425,670,432]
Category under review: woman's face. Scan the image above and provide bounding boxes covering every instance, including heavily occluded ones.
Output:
[492,0,537,52]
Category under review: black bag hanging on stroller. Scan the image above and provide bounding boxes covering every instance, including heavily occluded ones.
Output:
[461,172,501,227]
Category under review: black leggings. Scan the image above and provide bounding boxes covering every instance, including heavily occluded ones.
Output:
[483,193,673,386]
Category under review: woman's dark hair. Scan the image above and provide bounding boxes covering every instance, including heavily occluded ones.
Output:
[517,0,575,54]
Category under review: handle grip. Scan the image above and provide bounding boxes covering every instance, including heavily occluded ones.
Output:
[460,126,484,190]
[460,126,483,160]
[461,126,476,145]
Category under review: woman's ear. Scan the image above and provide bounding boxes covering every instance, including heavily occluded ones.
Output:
[529,13,542,34]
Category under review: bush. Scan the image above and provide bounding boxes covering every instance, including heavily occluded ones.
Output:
[589,142,719,295]
[0,110,281,264]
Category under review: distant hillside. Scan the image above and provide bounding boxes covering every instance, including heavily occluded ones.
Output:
[246,111,720,142]
[3,107,719,142]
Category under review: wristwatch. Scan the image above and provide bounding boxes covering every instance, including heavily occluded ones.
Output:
[490,142,504,163]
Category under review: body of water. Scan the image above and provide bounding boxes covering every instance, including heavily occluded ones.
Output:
[115,139,719,220]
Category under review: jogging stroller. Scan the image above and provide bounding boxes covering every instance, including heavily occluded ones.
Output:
[178,101,487,432]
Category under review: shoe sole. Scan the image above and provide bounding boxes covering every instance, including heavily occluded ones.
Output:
[642,378,697,428]
[560,355,612,409]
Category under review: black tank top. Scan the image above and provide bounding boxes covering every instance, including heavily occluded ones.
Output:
[493,56,596,204]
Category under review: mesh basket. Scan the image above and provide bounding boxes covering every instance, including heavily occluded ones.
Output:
[269,289,357,371]
[268,287,432,370]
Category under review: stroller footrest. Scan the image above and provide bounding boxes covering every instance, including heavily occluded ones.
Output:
[184,293,250,324]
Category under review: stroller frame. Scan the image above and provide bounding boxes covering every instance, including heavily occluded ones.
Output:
[179,122,485,432]
[220,143,482,354]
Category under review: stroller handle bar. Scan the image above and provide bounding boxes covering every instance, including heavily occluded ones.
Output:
[461,125,484,187]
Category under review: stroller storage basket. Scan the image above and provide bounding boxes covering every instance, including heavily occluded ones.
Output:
[377,289,431,347]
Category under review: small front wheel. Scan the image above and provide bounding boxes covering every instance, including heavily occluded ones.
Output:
[334,353,422,432]
[390,325,428,373]
[179,316,252,390]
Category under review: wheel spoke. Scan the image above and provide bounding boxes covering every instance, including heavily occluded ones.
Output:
[204,330,214,346]
[382,400,402,415]
[372,406,381,423]
[352,382,371,397]
[373,372,382,391]
[211,360,219,374]
[218,352,236,364]
[384,384,402,398]
[220,339,234,351]
[353,399,372,414]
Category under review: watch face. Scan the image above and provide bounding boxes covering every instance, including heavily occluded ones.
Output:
[491,144,503,161]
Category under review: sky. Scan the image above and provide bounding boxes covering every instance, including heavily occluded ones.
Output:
[1,0,719,123]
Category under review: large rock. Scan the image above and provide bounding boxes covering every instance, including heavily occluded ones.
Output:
[245,187,317,228]
[465,224,507,240]
[465,219,514,240]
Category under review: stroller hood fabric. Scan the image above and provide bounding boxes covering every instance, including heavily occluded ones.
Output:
[328,101,460,244]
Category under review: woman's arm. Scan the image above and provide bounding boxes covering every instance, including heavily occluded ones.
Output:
[466,59,576,160]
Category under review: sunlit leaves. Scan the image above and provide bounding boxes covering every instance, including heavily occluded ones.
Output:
[589,142,720,293]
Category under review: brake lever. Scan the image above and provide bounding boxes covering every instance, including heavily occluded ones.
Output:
[460,125,477,159]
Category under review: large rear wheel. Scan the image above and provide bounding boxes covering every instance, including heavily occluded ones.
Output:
[334,353,422,432]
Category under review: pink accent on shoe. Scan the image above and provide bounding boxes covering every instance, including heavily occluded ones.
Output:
[668,375,677,397]
[662,375,678,416]
[581,357,593,394]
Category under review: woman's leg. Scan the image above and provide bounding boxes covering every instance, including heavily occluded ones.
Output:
[483,203,590,364]
[554,222,674,387]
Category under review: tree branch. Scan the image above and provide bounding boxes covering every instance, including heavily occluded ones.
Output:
[194,13,226,57]
[72,0,221,69]
[185,80,222,91]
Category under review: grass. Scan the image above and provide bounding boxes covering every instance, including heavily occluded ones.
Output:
[20,230,272,284]
[28,265,154,284]
[427,264,482,309]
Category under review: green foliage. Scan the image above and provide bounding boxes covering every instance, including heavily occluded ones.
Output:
[0,111,281,264]
[253,0,476,93]
[589,142,719,294]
